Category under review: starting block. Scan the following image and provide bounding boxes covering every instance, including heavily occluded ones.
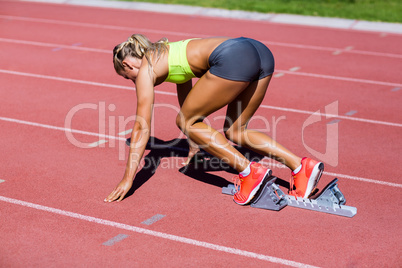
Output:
[222,176,357,218]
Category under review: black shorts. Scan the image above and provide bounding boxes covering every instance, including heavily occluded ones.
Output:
[208,37,275,82]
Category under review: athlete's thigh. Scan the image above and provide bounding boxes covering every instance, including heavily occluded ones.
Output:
[180,71,249,122]
[224,75,272,130]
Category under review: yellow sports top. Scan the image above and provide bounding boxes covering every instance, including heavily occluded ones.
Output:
[165,39,196,84]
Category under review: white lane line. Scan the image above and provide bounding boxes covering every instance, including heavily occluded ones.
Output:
[278,70,402,88]
[0,195,318,268]
[1,69,401,128]
[0,116,126,142]
[1,38,400,88]
[1,15,402,59]
[0,14,194,37]
[0,37,110,53]
[259,105,402,128]
[0,69,177,96]
[0,115,400,189]
[266,40,402,58]
[3,65,401,94]
[0,180,5,184]
[259,160,402,188]
[323,171,402,188]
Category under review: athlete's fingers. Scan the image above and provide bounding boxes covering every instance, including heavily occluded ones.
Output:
[117,191,127,202]
[105,180,133,202]
[105,188,121,202]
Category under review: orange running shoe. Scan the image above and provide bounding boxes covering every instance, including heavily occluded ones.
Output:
[289,157,324,198]
[233,162,272,205]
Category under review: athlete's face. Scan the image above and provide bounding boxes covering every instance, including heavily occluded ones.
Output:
[119,56,141,81]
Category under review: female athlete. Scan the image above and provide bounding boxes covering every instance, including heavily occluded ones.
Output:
[104,34,324,204]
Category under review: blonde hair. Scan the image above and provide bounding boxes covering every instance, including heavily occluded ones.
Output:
[113,34,168,74]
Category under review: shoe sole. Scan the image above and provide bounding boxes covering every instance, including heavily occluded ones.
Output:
[235,169,272,205]
[303,162,324,198]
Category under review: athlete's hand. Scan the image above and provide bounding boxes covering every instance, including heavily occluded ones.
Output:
[104,178,133,202]
[181,139,200,166]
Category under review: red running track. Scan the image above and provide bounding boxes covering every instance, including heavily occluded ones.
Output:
[0,1,401,267]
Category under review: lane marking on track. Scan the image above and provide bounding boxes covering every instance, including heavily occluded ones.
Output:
[5,38,399,89]
[118,129,132,136]
[0,115,401,189]
[141,214,166,226]
[88,140,108,148]
[1,69,401,128]
[0,69,177,96]
[323,171,402,188]
[258,105,402,128]
[327,119,341,125]
[0,116,126,141]
[273,73,284,78]
[0,180,5,184]
[0,195,319,268]
[2,65,401,91]
[266,40,402,58]
[333,46,354,55]
[1,38,400,87]
[102,234,129,246]
[0,38,110,53]
[278,70,402,88]
[1,16,402,59]
[259,160,402,188]
[345,110,357,116]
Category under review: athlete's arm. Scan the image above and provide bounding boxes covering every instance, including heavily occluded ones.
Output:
[105,59,155,202]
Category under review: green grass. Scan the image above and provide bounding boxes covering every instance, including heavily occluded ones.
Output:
[116,0,402,23]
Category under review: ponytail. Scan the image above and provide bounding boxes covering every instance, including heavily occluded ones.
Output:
[113,34,168,74]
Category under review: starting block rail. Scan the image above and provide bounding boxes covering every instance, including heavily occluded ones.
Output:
[222,176,357,218]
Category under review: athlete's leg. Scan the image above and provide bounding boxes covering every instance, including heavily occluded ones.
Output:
[223,75,302,170]
[176,81,200,165]
[176,71,251,172]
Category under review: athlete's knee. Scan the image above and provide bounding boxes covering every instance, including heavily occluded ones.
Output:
[175,112,186,131]
[176,112,202,133]
[224,127,240,144]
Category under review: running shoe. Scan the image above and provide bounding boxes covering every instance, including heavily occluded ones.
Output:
[289,157,324,198]
[233,162,272,205]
